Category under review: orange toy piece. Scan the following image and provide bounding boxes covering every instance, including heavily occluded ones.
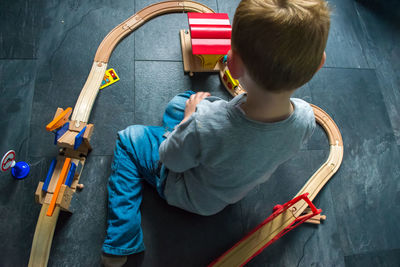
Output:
[46,158,71,217]
[45,107,72,132]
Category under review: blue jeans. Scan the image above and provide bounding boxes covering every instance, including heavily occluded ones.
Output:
[102,91,195,255]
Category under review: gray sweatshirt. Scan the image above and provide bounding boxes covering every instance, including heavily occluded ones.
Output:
[159,93,315,216]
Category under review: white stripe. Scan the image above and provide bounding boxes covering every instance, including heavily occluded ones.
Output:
[189,18,231,25]
[192,39,231,45]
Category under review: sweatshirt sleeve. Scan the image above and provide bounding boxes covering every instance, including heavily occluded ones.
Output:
[159,115,200,172]
[302,103,317,144]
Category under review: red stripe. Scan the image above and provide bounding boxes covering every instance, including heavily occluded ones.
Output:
[187,12,229,20]
[191,39,231,55]
[190,27,231,39]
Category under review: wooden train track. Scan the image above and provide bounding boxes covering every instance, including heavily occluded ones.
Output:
[28,1,343,266]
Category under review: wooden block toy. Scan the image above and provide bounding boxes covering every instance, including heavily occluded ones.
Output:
[69,120,87,132]
[57,131,78,148]
[303,207,327,224]
[42,159,57,192]
[74,126,87,150]
[46,157,64,194]
[45,107,72,132]
[52,108,64,119]
[35,182,46,204]
[57,124,93,155]
[83,124,94,141]
[64,162,77,187]
[54,123,69,145]
[56,185,74,212]
[44,193,53,205]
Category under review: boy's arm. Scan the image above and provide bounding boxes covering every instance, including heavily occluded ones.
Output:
[159,92,210,172]
[159,116,200,172]
[179,92,210,125]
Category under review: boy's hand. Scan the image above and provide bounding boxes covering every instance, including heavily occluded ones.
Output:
[180,92,211,124]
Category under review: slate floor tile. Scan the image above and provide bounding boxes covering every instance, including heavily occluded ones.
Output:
[0,60,37,161]
[324,0,370,68]
[310,68,394,148]
[344,248,400,267]
[310,68,400,255]
[0,0,45,59]
[355,2,400,144]
[217,0,241,21]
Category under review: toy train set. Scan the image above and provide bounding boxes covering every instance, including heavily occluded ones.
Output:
[27,1,343,266]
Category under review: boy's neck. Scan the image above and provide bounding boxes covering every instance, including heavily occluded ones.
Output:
[240,79,294,123]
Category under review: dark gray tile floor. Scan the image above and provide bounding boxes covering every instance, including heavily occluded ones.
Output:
[0,0,399,266]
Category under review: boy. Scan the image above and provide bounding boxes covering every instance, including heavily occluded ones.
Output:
[102,0,330,266]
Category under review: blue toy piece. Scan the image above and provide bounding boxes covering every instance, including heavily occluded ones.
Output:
[54,122,70,145]
[74,126,87,150]
[222,54,228,64]
[42,158,57,191]
[11,161,30,179]
[65,162,76,187]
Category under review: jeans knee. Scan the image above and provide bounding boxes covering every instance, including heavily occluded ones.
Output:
[117,125,148,149]
[119,125,145,139]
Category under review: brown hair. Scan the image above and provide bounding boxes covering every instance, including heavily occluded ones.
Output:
[232,0,330,92]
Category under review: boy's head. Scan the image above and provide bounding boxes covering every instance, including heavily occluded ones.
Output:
[230,0,331,93]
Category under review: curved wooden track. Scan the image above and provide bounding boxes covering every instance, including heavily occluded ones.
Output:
[210,104,343,267]
[71,0,215,127]
[28,204,60,267]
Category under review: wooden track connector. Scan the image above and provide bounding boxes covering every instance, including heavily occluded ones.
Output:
[56,185,74,212]
[46,107,72,132]
[303,207,327,224]
[57,124,94,155]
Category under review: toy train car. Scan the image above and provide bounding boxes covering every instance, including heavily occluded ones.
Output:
[222,69,239,91]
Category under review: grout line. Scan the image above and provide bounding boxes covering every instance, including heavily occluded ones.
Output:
[0,58,38,60]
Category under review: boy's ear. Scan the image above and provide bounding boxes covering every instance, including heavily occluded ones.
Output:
[317,51,326,72]
[227,49,245,79]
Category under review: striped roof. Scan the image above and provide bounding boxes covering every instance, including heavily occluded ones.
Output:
[188,13,232,55]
